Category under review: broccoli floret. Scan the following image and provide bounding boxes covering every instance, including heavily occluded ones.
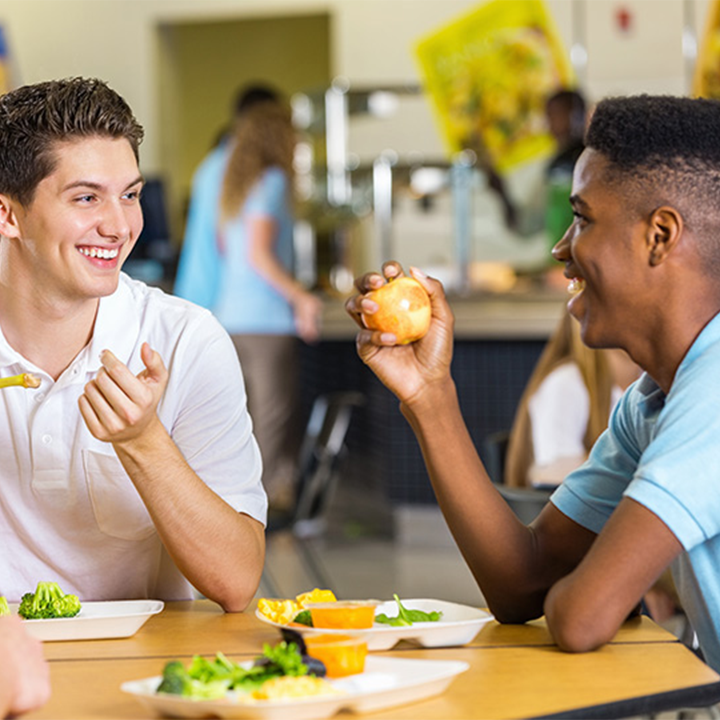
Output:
[156,660,229,700]
[156,661,189,696]
[18,582,81,619]
[0,596,9,616]
[156,645,317,700]
[51,594,81,618]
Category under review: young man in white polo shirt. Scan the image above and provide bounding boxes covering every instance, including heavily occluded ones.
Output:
[0,77,266,611]
[347,95,720,671]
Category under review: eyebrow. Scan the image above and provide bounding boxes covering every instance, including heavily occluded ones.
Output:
[569,194,590,210]
[61,175,145,193]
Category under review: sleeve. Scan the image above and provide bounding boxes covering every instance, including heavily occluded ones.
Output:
[527,363,589,467]
[160,311,267,525]
[550,387,644,534]
[624,357,720,551]
[173,156,224,310]
[243,167,287,220]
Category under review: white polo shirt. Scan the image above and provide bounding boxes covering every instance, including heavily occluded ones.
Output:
[0,273,266,602]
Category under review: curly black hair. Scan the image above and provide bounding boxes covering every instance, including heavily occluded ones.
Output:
[586,95,720,271]
[586,94,720,171]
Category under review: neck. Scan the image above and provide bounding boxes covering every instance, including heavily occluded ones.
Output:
[630,306,720,395]
[0,281,98,381]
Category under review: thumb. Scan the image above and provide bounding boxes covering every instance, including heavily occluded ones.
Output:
[139,342,166,383]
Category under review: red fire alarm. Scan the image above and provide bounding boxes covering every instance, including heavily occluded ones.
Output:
[616,6,633,33]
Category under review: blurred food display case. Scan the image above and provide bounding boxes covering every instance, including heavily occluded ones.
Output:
[291,75,555,301]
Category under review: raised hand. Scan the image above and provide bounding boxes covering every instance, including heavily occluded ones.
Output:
[78,342,169,446]
[344,263,455,408]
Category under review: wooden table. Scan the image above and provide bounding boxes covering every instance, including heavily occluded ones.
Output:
[26,600,720,720]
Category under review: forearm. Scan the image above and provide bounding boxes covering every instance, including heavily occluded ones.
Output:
[113,419,265,612]
[401,379,556,622]
[543,499,682,653]
[249,244,306,304]
[0,673,11,719]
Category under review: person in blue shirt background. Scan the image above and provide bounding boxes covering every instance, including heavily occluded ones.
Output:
[174,83,280,309]
[179,93,321,513]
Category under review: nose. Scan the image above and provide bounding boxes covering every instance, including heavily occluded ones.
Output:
[551,223,573,263]
[98,200,132,241]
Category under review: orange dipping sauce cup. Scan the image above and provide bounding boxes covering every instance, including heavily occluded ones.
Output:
[304,634,368,677]
[306,600,379,630]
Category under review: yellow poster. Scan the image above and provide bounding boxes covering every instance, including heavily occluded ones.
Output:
[415,0,575,172]
[694,0,720,98]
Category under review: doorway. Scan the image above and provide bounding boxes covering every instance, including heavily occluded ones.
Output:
[156,12,332,243]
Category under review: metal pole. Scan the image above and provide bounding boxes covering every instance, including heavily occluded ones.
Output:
[570,0,588,86]
[451,150,476,296]
[325,78,351,207]
[372,150,397,264]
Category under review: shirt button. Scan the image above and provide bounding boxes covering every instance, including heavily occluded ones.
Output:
[35,393,45,403]
[71,367,79,376]
[41,434,52,445]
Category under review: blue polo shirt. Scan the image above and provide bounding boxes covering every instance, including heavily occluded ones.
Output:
[552,312,720,671]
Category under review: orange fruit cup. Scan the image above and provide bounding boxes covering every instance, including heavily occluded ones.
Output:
[304,634,368,677]
[306,600,379,630]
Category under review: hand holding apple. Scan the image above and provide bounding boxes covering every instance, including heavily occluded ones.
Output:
[361,276,431,344]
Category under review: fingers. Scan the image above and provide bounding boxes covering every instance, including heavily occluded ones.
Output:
[409,265,448,306]
[0,615,51,715]
[346,262,409,331]
[139,342,167,384]
[78,345,168,443]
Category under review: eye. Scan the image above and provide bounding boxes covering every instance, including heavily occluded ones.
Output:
[74,194,96,204]
[572,210,589,226]
[122,187,143,203]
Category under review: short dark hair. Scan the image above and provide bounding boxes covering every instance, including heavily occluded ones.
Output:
[586,95,720,270]
[546,89,586,118]
[586,95,720,172]
[233,83,280,117]
[0,77,144,206]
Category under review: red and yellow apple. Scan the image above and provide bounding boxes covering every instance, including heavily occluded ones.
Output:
[361,276,431,344]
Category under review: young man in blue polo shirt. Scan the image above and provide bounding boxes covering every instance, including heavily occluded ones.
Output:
[347,95,720,671]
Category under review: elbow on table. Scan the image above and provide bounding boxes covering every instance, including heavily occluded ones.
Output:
[549,614,609,654]
[212,579,259,613]
[206,557,265,613]
[546,599,618,654]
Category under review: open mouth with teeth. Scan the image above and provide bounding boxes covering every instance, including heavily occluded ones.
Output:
[78,246,119,260]
[567,277,586,295]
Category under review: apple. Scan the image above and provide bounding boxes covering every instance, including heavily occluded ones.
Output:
[362,276,432,344]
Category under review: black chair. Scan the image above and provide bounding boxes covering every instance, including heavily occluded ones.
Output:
[262,391,365,595]
[483,430,552,525]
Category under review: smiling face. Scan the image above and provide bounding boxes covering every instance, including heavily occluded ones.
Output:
[551,148,654,351]
[1,135,143,308]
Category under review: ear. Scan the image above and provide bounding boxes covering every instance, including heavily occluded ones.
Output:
[645,206,683,267]
[0,194,22,240]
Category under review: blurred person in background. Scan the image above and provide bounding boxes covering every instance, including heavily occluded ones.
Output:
[0,616,50,717]
[486,88,588,269]
[174,83,280,309]
[214,100,322,513]
[505,310,640,489]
